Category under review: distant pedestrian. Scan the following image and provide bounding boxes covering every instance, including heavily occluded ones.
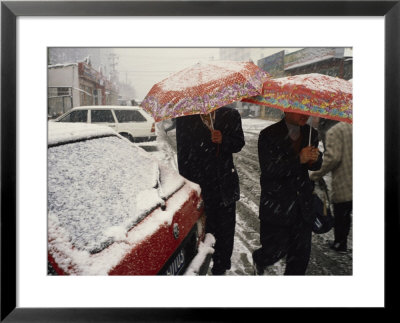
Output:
[253,112,323,275]
[310,122,352,253]
[317,117,339,149]
[176,106,245,275]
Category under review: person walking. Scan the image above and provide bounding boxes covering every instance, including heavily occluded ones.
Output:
[253,112,323,275]
[309,122,352,253]
[176,105,245,275]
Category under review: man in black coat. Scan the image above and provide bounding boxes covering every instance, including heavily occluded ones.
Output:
[253,112,323,275]
[176,106,245,275]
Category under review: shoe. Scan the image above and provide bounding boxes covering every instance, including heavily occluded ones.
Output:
[252,260,264,275]
[211,268,226,275]
[211,258,231,275]
[329,241,347,253]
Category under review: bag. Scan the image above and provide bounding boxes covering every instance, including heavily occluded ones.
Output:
[312,179,334,234]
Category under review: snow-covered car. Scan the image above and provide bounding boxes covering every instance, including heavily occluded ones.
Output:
[55,105,156,142]
[47,122,215,275]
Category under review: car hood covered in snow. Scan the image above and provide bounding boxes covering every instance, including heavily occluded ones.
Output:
[48,123,186,255]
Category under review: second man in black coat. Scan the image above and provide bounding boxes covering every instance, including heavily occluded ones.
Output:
[253,112,323,275]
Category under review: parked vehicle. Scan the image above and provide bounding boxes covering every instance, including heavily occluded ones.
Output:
[48,122,214,275]
[55,105,156,142]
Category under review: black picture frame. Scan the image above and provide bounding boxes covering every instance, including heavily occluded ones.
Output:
[1,1,398,321]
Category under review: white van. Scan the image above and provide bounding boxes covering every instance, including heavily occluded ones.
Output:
[55,105,156,142]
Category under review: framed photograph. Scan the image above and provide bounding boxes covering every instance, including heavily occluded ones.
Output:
[1,0,398,321]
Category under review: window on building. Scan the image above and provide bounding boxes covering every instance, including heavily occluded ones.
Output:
[57,87,72,96]
[114,110,147,123]
[91,110,115,123]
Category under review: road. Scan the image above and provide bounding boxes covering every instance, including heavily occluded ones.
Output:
[142,117,352,276]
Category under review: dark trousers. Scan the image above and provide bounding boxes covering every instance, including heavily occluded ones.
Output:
[253,215,312,275]
[333,201,352,248]
[204,200,236,272]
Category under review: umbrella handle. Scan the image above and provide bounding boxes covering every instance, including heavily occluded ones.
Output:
[209,113,220,157]
[308,116,313,146]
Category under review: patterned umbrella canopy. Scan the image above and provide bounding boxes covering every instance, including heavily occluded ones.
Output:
[141,60,270,122]
[242,73,352,123]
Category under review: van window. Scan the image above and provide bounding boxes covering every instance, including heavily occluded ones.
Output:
[114,110,147,123]
[59,110,88,122]
[91,110,115,123]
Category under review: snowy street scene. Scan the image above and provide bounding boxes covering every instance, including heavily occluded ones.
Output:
[48,47,352,276]
[147,117,352,275]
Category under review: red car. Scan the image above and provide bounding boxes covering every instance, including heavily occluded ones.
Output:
[48,122,214,275]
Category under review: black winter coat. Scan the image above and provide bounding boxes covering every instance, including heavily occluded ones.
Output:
[258,119,323,226]
[176,107,245,206]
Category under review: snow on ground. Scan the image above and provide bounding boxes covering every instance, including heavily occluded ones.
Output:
[241,118,275,136]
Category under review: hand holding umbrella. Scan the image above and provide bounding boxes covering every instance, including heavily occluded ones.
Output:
[201,111,222,144]
[211,129,222,144]
[300,146,320,164]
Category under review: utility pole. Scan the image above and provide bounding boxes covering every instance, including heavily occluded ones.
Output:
[108,53,119,83]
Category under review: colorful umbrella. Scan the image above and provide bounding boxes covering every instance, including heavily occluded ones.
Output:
[242,73,352,124]
[141,60,270,122]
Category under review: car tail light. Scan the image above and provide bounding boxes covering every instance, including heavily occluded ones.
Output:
[151,123,155,132]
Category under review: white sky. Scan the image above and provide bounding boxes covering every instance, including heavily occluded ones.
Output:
[113,47,300,100]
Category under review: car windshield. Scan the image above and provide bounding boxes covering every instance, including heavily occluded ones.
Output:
[48,135,184,254]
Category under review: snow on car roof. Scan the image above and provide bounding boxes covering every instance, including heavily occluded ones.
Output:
[48,135,162,253]
[47,122,194,274]
[48,122,116,146]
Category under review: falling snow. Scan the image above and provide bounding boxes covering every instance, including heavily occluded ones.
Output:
[152,117,352,275]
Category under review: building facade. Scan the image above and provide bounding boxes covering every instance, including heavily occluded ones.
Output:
[283,47,352,79]
[48,61,119,118]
